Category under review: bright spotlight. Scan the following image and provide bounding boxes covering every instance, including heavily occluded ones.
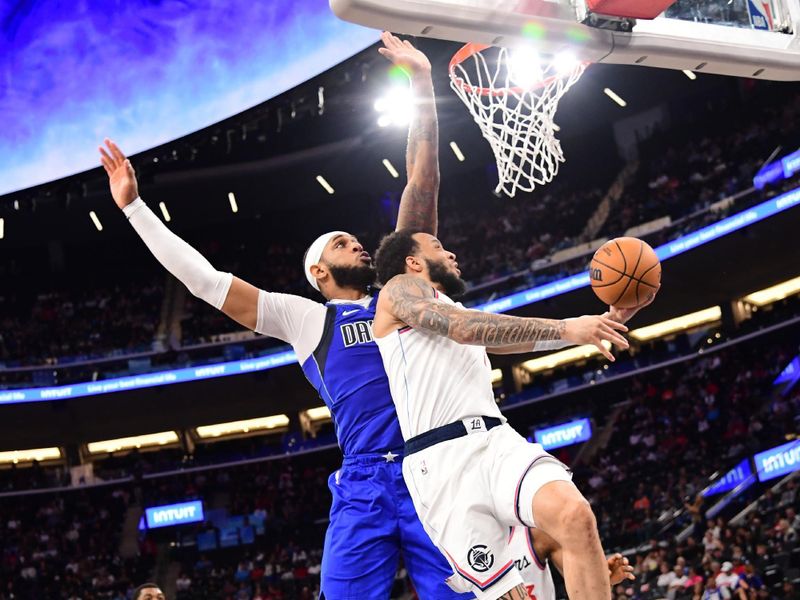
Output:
[509,47,543,89]
[374,85,415,127]
[553,50,579,75]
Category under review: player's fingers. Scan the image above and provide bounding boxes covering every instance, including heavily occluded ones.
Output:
[595,339,615,362]
[99,147,116,169]
[382,31,398,48]
[105,138,127,163]
[99,153,113,176]
[402,39,415,50]
[601,326,629,349]
[601,317,628,332]
[125,159,135,174]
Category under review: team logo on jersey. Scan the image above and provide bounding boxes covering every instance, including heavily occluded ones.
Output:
[340,321,374,347]
[467,545,495,573]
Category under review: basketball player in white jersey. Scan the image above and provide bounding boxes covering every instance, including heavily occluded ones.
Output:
[511,527,634,599]
[372,229,656,600]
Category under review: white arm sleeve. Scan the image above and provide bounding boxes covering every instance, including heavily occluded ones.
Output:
[123,198,232,309]
[255,290,327,364]
[533,340,572,351]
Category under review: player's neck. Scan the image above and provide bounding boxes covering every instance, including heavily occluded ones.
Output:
[326,285,370,301]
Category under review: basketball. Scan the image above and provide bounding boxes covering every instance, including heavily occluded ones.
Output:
[589,237,661,309]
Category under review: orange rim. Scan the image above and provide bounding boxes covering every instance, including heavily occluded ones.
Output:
[448,42,589,96]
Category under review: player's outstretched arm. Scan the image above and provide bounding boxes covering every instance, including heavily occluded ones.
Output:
[99,139,259,330]
[379,32,439,235]
[376,275,629,360]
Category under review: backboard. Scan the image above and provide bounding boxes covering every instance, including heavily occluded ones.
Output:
[330,0,800,80]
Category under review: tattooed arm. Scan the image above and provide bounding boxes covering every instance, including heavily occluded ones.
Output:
[375,275,630,359]
[378,32,439,235]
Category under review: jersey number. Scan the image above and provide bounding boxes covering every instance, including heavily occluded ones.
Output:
[525,583,537,600]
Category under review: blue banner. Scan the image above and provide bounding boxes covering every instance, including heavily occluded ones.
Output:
[534,418,592,451]
[774,355,800,386]
[145,500,205,529]
[1,184,799,405]
[754,440,800,482]
[703,458,754,497]
[754,148,800,189]
[0,351,296,404]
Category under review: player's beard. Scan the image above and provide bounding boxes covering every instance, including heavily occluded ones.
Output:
[326,262,377,292]
[426,259,466,298]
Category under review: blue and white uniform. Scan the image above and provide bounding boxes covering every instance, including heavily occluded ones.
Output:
[256,290,468,599]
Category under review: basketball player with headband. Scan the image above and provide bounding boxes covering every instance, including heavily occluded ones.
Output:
[371,229,656,599]
[99,33,476,599]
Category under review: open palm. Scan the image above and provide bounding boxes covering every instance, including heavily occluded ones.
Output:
[99,138,139,209]
[378,31,431,76]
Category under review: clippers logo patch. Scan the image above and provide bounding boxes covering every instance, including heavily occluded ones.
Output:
[467,545,495,573]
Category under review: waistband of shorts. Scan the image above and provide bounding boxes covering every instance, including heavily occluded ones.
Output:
[404,416,503,456]
[341,449,405,465]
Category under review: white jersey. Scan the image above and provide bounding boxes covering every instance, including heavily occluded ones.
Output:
[374,289,503,440]
[509,528,557,600]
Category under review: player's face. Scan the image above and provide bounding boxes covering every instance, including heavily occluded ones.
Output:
[412,233,460,277]
[412,233,466,297]
[320,233,376,291]
[138,588,165,600]
[323,233,372,268]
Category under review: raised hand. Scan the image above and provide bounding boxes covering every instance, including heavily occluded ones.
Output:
[377,31,431,78]
[562,315,629,362]
[99,138,139,210]
[607,553,635,585]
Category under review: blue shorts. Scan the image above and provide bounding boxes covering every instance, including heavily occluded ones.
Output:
[320,452,470,600]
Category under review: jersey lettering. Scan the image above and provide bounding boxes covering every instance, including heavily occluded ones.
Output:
[340,320,375,348]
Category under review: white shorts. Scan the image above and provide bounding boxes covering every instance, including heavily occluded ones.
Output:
[402,423,572,599]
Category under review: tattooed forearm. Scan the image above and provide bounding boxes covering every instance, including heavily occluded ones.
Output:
[396,74,440,234]
[499,584,531,600]
[385,275,565,348]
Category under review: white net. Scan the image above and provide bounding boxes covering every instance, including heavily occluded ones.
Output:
[449,44,587,197]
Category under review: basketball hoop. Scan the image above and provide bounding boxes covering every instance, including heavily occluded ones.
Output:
[449,43,588,197]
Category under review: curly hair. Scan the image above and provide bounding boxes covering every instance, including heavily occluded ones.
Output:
[375,228,424,286]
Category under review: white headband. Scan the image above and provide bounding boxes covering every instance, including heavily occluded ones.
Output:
[304,231,348,291]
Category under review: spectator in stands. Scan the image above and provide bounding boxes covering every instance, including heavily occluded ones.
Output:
[134,582,166,600]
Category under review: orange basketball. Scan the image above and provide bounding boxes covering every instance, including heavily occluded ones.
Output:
[589,237,661,309]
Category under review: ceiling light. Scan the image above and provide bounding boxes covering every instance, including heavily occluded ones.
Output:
[382,159,400,178]
[159,202,171,222]
[89,211,103,231]
[604,88,627,107]
[450,141,465,162]
[316,175,335,195]
[374,85,415,127]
